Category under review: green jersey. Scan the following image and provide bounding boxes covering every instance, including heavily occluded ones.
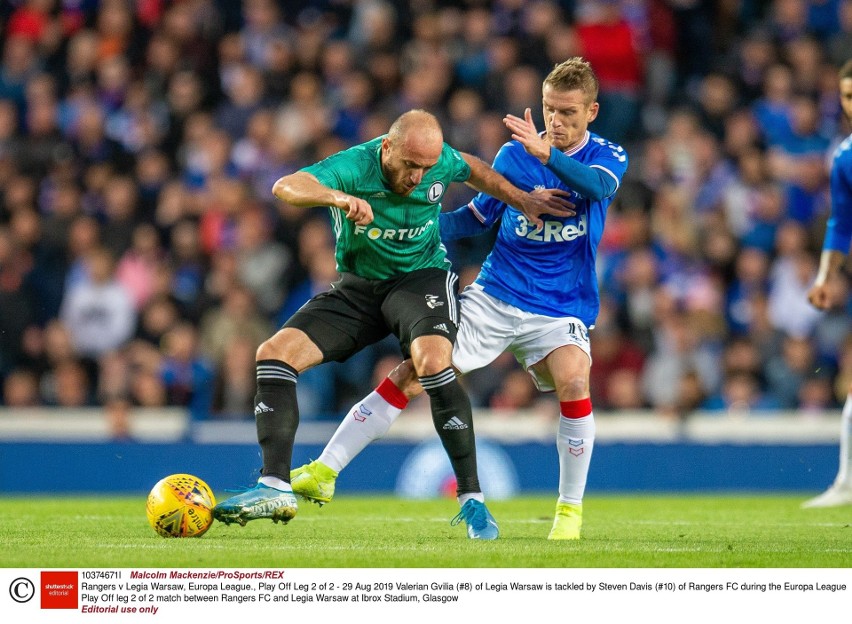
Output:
[301,137,471,279]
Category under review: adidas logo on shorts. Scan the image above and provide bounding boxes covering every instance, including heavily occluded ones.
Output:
[433,323,449,333]
[442,416,468,430]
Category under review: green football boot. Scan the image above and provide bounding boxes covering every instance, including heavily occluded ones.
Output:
[290,460,338,506]
[547,502,582,540]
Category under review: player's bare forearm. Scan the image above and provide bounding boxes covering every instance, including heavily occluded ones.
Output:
[273,172,344,207]
[462,153,525,206]
[272,172,373,225]
[461,153,574,228]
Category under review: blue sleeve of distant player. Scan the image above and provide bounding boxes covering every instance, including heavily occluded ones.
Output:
[544,146,624,200]
[440,144,513,241]
[824,158,852,252]
[439,205,491,241]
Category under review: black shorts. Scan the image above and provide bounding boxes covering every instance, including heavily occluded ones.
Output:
[284,267,460,363]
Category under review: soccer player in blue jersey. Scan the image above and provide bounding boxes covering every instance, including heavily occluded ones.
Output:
[803,59,852,508]
[290,58,628,538]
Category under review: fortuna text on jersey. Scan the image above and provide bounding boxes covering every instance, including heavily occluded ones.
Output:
[353,220,435,241]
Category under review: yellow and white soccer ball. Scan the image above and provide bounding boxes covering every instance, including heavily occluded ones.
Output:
[146,473,216,538]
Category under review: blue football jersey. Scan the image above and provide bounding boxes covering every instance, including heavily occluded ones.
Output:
[468,132,627,325]
[823,134,852,253]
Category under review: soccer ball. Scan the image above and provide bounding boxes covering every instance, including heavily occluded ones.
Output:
[146,474,216,538]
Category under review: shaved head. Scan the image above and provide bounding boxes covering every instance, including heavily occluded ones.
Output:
[388,109,443,146]
[381,109,444,195]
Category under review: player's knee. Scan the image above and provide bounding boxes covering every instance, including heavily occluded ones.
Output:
[410,342,453,377]
[409,327,454,377]
[255,328,318,370]
[255,338,278,362]
[556,374,589,400]
[412,351,453,377]
[256,331,292,361]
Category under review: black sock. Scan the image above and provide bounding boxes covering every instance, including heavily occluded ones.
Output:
[420,368,480,495]
[254,359,299,482]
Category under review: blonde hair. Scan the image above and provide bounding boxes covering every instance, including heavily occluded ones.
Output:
[544,57,599,103]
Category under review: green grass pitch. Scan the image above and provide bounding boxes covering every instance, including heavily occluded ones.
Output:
[1,494,849,568]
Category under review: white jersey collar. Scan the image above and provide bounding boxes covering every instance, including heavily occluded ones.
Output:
[561,131,590,157]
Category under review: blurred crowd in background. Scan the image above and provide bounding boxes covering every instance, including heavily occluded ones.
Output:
[1,0,852,428]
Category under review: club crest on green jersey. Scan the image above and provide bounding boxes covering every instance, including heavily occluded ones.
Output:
[427,181,445,203]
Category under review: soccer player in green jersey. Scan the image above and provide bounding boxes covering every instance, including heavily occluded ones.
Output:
[213,109,573,539]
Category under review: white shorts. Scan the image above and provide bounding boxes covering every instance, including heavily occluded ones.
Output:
[452,284,592,392]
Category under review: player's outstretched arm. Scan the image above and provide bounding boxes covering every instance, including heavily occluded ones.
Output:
[272,171,374,225]
[461,152,574,230]
[808,249,847,310]
[504,108,619,201]
[439,205,491,241]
